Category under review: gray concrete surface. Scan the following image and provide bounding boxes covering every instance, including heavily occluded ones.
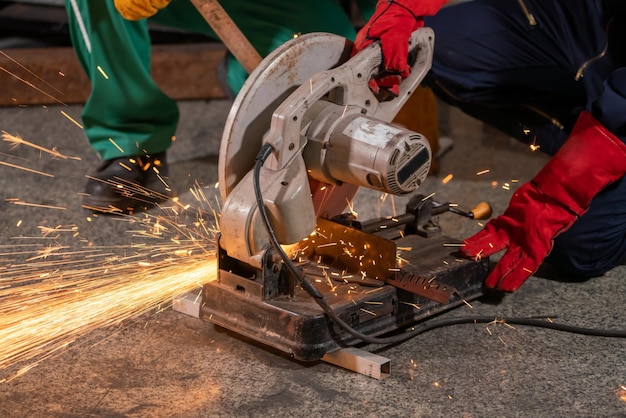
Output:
[0,100,624,418]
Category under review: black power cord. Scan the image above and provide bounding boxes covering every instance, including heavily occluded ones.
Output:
[253,144,626,344]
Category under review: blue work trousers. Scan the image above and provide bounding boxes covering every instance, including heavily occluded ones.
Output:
[425,0,626,276]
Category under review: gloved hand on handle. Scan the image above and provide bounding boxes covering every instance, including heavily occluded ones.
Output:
[352,0,448,96]
[460,111,626,292]
[114,0,171,20]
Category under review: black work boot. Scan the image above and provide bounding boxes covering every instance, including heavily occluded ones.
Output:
[82,152,172,214]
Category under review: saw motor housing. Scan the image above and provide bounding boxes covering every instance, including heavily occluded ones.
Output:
[303,102,431,196]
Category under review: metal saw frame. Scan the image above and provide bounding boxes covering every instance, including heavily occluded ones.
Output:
[202,30,489,361]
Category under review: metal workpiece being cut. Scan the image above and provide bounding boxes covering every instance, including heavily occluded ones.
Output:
[204,29,490,362]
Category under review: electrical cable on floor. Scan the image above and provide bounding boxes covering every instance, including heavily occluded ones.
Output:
[253,144,626,344]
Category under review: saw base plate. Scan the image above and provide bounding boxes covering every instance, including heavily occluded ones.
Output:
[202,232,488,362]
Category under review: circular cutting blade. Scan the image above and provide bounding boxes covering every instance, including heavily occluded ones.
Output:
[218,32,359,216]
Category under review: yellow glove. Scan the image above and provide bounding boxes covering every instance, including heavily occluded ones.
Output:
[114,0,171,20]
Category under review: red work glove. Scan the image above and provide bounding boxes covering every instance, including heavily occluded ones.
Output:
[460,111,626,292]
[352,0,447,96]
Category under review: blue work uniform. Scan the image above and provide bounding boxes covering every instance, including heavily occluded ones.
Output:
[425,0,626,277]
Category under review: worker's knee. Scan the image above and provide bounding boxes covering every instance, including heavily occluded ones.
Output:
[546,245,625,278]
[548,230,626,278]
[546,177,626,277]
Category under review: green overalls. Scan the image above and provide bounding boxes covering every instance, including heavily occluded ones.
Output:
[65,0,366,160]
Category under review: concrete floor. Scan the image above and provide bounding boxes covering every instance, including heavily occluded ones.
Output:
[0,99,624,418]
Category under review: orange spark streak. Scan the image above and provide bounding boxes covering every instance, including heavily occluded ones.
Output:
[108,138,124,153]
[2,131,81,160]
[0,66,67,106]
[0,50,64,97]
[9,201,66,210]
[60,111,83,129]
[96,66,109,79]
[0,161,54,177]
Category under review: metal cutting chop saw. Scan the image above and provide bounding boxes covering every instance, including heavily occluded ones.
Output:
[201,29,490,361]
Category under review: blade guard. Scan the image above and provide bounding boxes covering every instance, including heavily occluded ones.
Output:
[219,155,314,266]
[219,29,434,267]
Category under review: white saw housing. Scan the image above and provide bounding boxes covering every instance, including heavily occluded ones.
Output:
[303,101,431,195]
[218,29,435,267]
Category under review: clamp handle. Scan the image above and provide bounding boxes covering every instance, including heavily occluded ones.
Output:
[469,202,493,220]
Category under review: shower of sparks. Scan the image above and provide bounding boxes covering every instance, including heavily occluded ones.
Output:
[0,252,217,383]
[0,180,220,383]
[0,53,224,382]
